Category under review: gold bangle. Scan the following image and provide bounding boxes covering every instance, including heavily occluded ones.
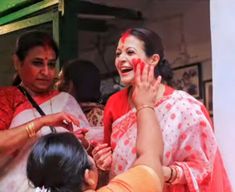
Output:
[136,105,154,114]
[26,122,36,138]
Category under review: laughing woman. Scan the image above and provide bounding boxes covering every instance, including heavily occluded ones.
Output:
[93,28,232,192]
[0,31,90,192]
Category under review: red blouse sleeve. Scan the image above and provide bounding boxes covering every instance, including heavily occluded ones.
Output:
[0,87,15,130]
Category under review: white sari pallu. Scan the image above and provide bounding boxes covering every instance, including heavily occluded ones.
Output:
[0,87,90,192]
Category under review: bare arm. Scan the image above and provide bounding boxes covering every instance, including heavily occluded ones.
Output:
[132,63,164,185]
[0,112,80,155]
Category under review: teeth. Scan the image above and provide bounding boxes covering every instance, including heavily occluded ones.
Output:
[121,68,133,73]
[120,65,133,73]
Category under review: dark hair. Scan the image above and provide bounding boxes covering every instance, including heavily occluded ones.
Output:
[27,132,91,192]
[15,30,59,61]
[62,60,101,103]
[121,28,173,84]
[12,73,21,86]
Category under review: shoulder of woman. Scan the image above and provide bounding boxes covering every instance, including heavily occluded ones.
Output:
[169,90,199,103]
[0,86,18,93]
[164,90,204,114]
[0,86,23,101]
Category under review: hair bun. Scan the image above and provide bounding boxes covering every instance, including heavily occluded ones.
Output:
[154,59,173,85]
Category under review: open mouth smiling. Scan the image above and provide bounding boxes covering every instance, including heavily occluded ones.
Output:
[120,67,133,73]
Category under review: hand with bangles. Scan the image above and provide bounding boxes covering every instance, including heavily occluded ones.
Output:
[0,112,81,156]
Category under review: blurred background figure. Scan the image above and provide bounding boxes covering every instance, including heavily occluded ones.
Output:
[57,59,104,142]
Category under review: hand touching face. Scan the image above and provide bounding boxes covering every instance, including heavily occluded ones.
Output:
[132,63,161,109]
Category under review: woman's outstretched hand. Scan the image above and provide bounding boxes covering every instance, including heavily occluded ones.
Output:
[132,62,161,109]
[38,112,80,131]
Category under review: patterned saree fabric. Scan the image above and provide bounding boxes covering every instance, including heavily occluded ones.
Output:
[104,86,232,192]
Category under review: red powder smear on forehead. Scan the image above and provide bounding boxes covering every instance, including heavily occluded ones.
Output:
[120,30,131,43]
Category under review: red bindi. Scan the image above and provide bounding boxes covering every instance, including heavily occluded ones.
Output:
[42,46,52,61]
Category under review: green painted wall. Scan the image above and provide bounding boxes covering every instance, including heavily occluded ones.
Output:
[0,0,31,14]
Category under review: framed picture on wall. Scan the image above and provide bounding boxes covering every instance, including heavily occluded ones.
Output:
[171,63,202,98]
[203,79,213,115]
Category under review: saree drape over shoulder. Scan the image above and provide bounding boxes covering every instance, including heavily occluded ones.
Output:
[104,86,232,192]
[0,87,90,192]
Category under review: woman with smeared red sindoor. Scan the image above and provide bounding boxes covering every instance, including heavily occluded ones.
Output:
[92,28,232,192]
[0,31,90,192]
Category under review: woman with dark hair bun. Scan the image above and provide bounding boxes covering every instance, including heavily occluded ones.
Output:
[93,27,232,191]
